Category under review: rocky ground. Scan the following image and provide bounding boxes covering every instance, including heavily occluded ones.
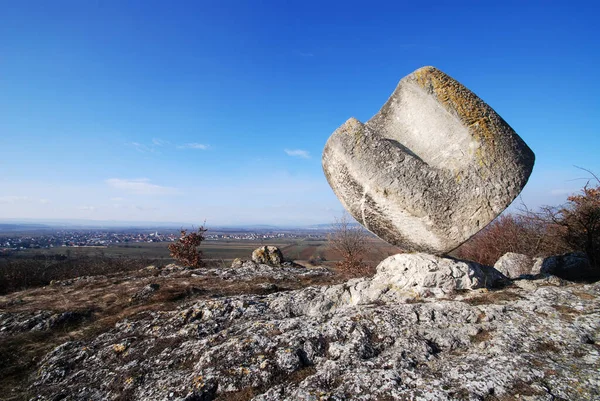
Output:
[1,256,599,400]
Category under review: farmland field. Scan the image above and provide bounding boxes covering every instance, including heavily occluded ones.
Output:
[6,237,400,266]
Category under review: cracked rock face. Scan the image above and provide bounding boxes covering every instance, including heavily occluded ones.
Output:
[29,276,600,401]
[322,66,535,254]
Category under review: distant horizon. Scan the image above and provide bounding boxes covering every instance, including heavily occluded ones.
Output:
[0,217,337,230]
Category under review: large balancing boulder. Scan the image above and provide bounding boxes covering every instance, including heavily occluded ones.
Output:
[322,66,535,254]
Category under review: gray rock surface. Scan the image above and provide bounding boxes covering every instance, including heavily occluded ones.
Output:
[532,252,596,281]
[29,274,600,400]
[322,66,535,254]
[358,253,508,301]
[494,252,534,278]
[252,246,284,266]
[231,258,248,268]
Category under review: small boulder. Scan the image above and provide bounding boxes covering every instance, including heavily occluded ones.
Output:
[252,246,284,266]
[130,283,160,303]
[231,258,244,268]
[532,252,597,281]
[494,252,533,279]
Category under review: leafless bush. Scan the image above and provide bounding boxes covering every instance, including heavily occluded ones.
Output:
[328,213,372,275]
[537,179,600,268]
[454,212,563,266]
[168,226,207,268]
[456,170,600,269]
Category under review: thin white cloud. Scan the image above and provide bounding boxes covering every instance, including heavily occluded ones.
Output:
[298,51,314,57]
[177,143,210,150]
[129,142,156,153]
[284,149,310,159]
[135,205,158,211]
[78,206,97,211]
[0,196,52,205]
[105,178,178,195]
[0,196,31,203]
[152,138,169,146]
[110,197,124,201]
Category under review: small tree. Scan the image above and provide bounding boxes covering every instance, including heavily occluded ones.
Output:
[543,182,600,268]
[168,226,207,268]
[328,212,370,274]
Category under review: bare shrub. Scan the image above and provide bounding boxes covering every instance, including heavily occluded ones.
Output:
[456,170,600,270]
[328,213,372,275]
[454,213,554,266]
[168,226,207,268]
[539,180,600,268]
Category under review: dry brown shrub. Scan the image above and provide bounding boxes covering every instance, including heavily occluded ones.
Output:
[168,226,207,268]
[454,210,567,267]
[456,170,600,273]
[540,180,600,268]
[328,213,373,276]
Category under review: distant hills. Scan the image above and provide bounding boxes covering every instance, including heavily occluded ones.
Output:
[0,219,341,231]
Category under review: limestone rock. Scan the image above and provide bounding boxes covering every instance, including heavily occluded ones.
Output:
[372,253,508,295]
[29,278,600,400]
[533,252,597,281]
[231,258,245,268]
[252,246,284,266]
[130,283,160,303]
[494,252,533,278]
[322,66,535,254]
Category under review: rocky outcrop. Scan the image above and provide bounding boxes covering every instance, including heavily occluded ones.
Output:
[322,66,535,254]
[29,274,600,400]
[494,252,534,278]
[252,246,284,266]
[533,252,598,281]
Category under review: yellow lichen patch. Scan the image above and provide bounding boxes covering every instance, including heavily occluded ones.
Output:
[113,343,127,354]
[337,118,365,147]
[192,375,204,388]
[125,377,134,385]
[411,67,501,153]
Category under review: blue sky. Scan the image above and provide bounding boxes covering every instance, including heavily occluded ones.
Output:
[1,0,598,226]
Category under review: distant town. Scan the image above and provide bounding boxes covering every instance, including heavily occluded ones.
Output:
[0,227,328,253]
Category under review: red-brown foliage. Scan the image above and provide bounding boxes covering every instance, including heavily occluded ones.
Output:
[548,184,600,267]
[456,173,600,269]
[168,226,207,268]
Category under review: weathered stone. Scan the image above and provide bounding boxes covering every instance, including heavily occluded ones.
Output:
[231,258,245,268]
[322,66,535,254]
[28,276,600,400]
[252,245,284,266]
[371,253,508,295]
[533,252,597,281]
[494,252,533,278]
